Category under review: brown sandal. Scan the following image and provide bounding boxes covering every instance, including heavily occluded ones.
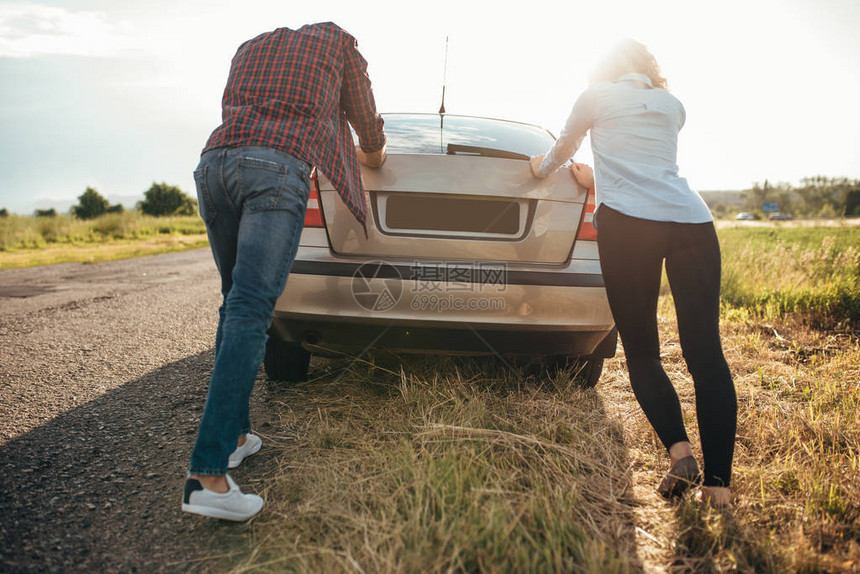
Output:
[657,455,701,499]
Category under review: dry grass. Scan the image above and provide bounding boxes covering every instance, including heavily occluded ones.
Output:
[212,306,857,573]
[612,296,860,573]
[234,357,639,573]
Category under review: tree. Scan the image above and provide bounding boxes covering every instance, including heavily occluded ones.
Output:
[794,176,860,217]
[139,182,197,216]
[709,202,731,219]
[0,208,8,218]
[740,180,793,215]
[846,189,860,216]
[737,176,859,218]
[106,204,124,214]
[73,187,110,220]
[34,208,57,218]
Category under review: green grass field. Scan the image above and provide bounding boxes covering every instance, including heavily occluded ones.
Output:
[718,226,860,327]
[0,212,207,268]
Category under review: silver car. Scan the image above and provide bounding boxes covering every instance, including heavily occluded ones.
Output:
[266,113,616,386]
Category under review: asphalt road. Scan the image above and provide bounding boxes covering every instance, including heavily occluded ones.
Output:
[0,249,274,572]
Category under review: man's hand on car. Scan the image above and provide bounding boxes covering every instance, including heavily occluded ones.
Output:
[357,144,387,168]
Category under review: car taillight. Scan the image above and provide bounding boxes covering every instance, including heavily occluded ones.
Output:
[304,168,324,228]
[576,188,598,241]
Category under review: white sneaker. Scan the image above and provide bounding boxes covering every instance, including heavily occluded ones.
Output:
[181,474,264,521]
[228,433,262,469]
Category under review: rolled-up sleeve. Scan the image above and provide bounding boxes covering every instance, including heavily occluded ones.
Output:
[340,35,386,152]
[538,88,596,177]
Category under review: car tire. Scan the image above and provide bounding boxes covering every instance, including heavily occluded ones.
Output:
[543,328,615,388]
[264,330,310,383]
[578,355,604,388]
[547,354,604,388]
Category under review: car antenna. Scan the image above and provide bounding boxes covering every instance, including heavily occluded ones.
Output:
[439,35,448,153]
[439,35,448,116]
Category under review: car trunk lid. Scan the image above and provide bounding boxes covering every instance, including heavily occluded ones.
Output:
[318,154,586,265]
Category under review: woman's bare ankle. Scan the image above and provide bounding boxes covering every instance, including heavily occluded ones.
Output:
[668,441,694,466]
[701,486,731,508]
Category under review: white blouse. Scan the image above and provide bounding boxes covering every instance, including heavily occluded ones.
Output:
[537,73,712,224]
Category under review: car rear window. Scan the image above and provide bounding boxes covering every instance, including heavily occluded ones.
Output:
[360,114,555,157]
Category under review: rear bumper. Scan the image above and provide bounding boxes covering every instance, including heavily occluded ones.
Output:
[289,259,606,288]
[273,245,615,357]
[271,314,615,357]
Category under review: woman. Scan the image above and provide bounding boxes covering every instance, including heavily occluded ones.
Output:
[530,39,736,507]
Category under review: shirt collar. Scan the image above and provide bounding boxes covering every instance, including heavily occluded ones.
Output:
[617,73,653,87]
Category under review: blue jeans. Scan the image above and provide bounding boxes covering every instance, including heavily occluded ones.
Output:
[189,146,310,475]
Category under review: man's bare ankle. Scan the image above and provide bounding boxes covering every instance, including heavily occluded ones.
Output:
[191,473,229,494]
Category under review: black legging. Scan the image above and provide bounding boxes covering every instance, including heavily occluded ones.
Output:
[596,205,737,487]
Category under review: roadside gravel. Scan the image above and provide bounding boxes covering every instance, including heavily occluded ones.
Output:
[0,249,274,572]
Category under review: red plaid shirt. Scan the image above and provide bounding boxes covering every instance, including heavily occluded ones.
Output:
[203,22,385,231]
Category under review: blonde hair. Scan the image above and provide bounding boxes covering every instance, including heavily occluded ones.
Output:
[589,39,668,90]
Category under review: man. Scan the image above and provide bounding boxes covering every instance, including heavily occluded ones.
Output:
[182,22,386,521]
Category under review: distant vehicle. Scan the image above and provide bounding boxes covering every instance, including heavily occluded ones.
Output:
[768,213,793,221]
[735,212,756,220]
[266,113,617,388]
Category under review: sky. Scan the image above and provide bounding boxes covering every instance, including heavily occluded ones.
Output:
[0,0,858,214]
